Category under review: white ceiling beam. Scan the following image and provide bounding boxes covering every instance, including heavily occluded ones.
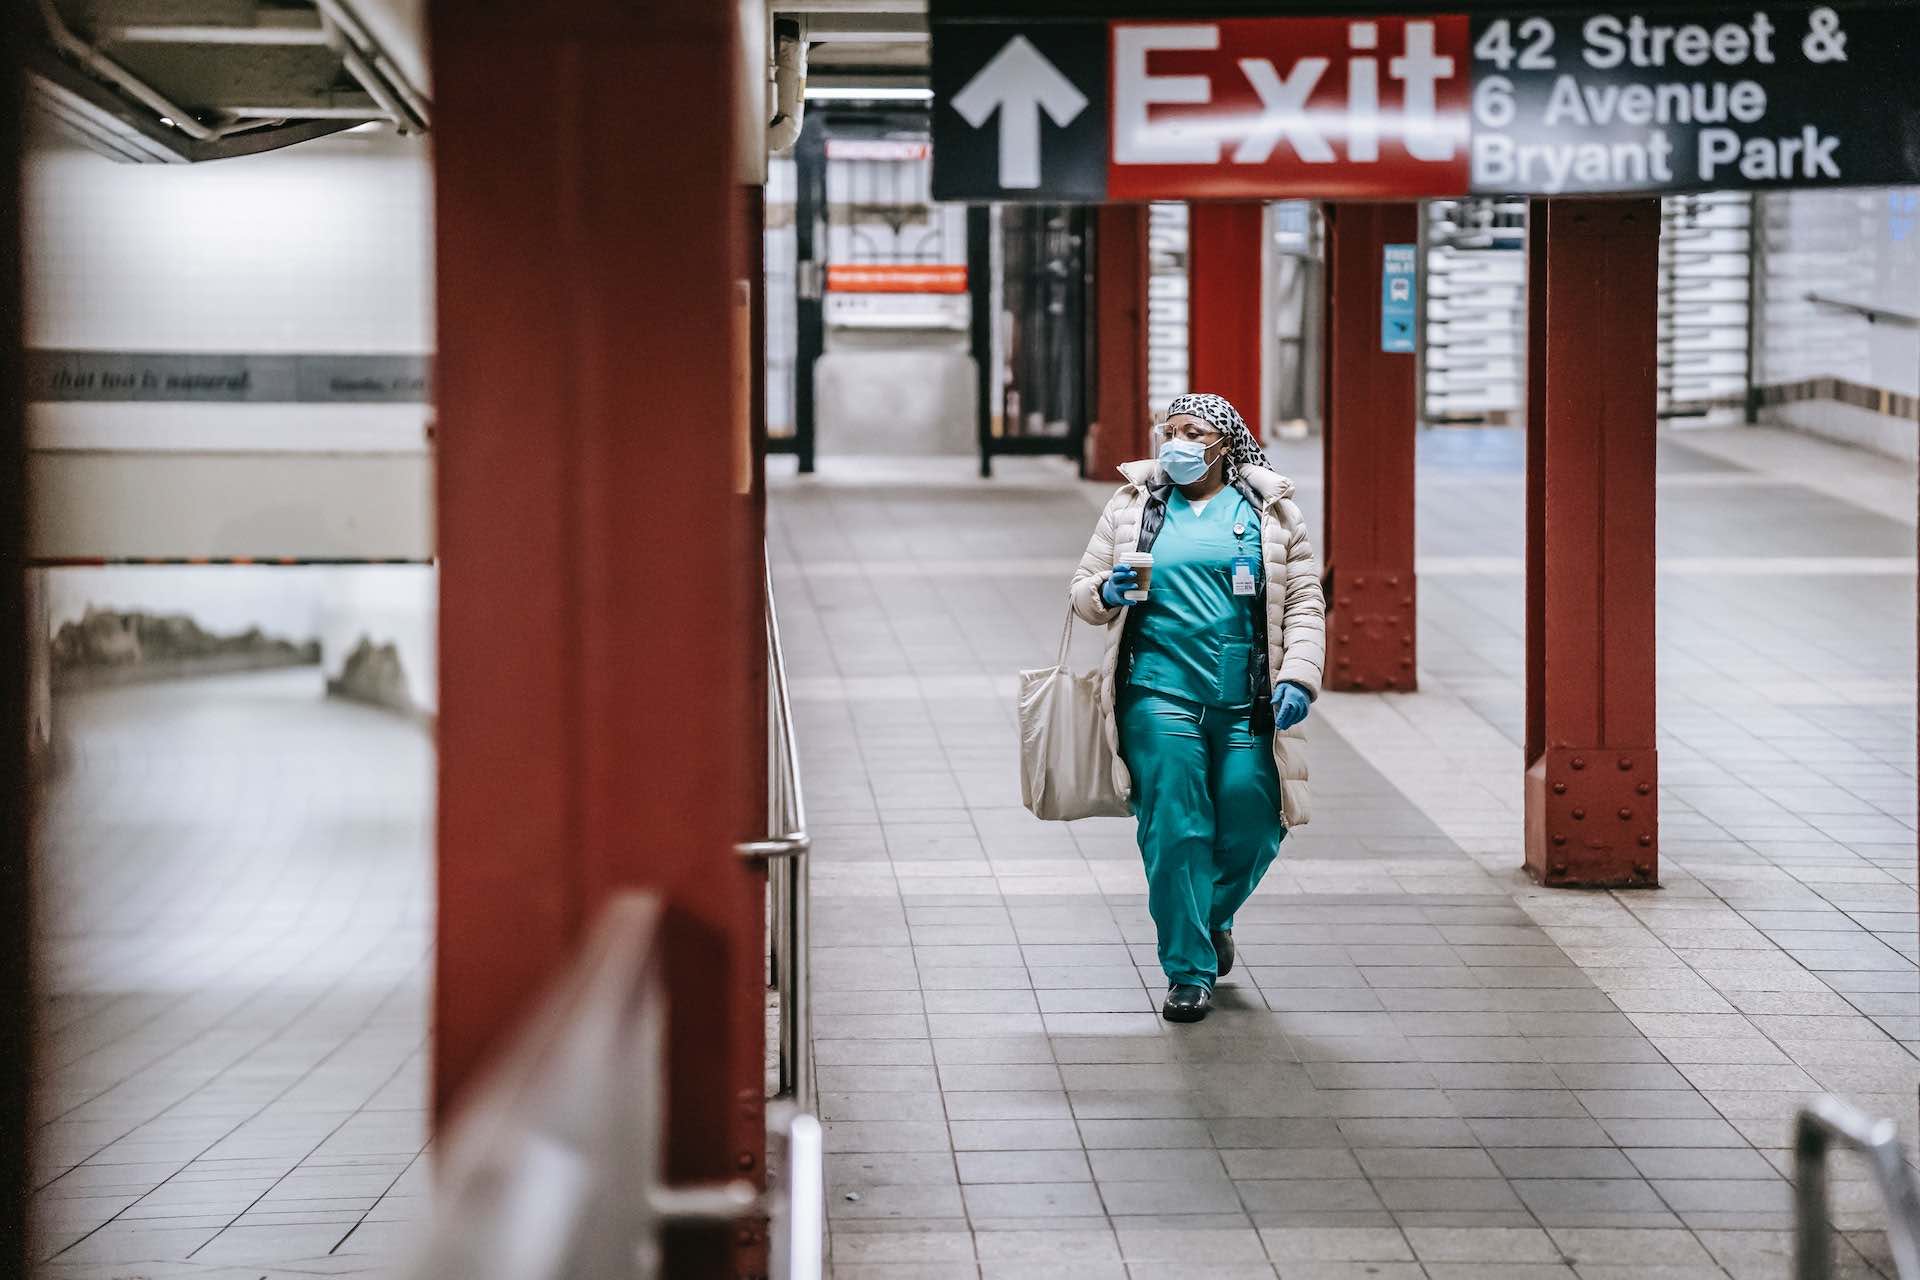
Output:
[104,18,331,46]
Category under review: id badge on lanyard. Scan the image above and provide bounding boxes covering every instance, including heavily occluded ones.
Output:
[1231,520,1257,597]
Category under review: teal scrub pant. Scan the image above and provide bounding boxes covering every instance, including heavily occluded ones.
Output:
[1119,687,1285,990]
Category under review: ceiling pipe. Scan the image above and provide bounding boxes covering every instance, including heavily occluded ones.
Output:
[312,0,429,131]
[315,10,405,129]
[767,16,806,155]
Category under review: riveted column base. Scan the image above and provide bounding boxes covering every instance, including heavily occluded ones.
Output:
[1524,746,1659,888]
[1324,567,1417,693]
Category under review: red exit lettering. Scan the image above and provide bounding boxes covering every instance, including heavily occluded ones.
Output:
[1108,17,1472,200]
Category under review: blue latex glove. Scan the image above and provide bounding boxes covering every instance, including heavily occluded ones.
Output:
[1100,565,1140,609]
[1272,681,1311,731]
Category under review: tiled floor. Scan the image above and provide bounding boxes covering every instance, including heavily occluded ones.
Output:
[768,426,1919,1280]
[25,424,1915,1279]
[32,669,432,1278]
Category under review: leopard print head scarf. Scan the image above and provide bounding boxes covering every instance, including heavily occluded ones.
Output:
[1161,392,1270,479]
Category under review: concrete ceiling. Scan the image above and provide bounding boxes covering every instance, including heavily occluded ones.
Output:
[26,0,428,162]
[779,1,929,79]
[29,1,925,163]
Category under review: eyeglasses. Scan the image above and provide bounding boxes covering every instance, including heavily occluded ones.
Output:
[1156,421,1222,445]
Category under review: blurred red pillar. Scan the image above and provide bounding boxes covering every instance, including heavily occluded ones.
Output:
[1524,198,1661,888]
[1187,202,1264,424]
[0,4,30,1273]
[1089,205,1149,478]
[1321,202,1420,693]
[430,2,766,1273]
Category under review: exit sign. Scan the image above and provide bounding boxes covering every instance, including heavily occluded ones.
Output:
[931,3,1920,201]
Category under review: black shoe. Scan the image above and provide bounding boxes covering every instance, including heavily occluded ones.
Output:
[1212,929,1235,978]
[1163,983,1212,1023]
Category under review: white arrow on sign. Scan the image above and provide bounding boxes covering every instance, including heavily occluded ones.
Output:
[949,35,1087,190]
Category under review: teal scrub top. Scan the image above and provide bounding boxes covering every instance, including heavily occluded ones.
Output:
[1124,488,1263,709]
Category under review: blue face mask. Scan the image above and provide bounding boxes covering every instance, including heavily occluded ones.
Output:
[1159,438,1216,485]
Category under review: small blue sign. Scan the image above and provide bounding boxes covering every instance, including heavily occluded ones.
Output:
[1381,244,1418,355]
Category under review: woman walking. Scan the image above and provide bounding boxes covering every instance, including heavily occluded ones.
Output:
[1070,393,1325,1023]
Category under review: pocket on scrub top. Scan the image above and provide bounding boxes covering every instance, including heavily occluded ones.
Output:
[1215,640,1252,705]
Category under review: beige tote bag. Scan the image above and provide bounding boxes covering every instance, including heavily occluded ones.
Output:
[1019,611,1131,821]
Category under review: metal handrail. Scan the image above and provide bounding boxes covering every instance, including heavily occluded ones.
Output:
[396,893,825,1280]
[737,562,812,1109]
[766,567,808,852]
[1805,293,1920,330]
[1795,1096,1920,1280]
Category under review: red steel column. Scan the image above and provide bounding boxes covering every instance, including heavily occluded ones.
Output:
[431,3,764,1274]
[0,9,31,1274]
[1089,205,1150,477]
[1321,202,1420,693]
[734,175,773,1280]
[1188,202,1264,421]
[1524,198,1661,888]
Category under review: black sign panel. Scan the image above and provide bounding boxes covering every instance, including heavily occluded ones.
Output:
[931,22,1107,202]
[930,2,1920,201]
[1470,4,1920,194]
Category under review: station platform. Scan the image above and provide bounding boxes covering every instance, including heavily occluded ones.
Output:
[24,425,1915,1279]
[31,670,430,1277]
[769,424,1918,1280]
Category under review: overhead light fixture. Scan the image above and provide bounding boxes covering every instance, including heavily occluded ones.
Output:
[802,11,930,42]
[809,30,928,42]
[804,86,932,101]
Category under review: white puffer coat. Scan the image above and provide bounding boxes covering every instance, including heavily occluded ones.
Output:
[1070,460,1327,826]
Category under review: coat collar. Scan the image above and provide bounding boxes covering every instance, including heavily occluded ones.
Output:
[1118,459,1294,508]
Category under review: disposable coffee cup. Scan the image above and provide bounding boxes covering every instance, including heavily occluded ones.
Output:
[1119,551,1154,602]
